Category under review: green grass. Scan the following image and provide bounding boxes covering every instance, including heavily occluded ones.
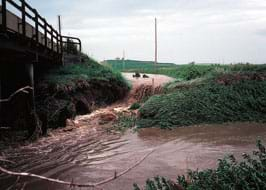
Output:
[137,73,266,129]
[112,113,136,132]
[104,59,176,71]
[134,141,266,190]
[104,60,266,81]
[42,57,130,90]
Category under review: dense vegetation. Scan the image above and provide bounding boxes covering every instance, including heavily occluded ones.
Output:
[129,63,266,128]
[36,58,130,131]
[134,141,266,190]
[42,57,129,89]
[138,78,266,128]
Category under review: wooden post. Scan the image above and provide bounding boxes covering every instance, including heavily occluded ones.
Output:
[58,15,62,35]
[51,29,54,51]
[1,0,7,31]
[34,9,39,44]
[155,18,158,66]
[60,35,64,65]
[21,0,26,36]
[56,32,59,53]
[44,21,47,48]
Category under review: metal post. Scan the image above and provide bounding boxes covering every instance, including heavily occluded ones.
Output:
[1,0,7,31]
[21,0,26,36]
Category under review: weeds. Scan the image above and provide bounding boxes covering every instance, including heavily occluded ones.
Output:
[113,113,136,132]
[137,80,266,128]
[41,58,130,91]
[129,103,141,110]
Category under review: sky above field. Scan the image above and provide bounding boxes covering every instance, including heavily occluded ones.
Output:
[26,0,266,64]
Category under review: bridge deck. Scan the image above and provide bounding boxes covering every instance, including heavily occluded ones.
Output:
[0,0,81,65]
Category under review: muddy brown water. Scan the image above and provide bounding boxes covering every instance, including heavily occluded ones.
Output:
[1,74,266,190]
[1,123,266,190]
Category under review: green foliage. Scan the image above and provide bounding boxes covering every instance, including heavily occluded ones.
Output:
[42,58,130,91]
[129,102,141,110]
[113,113,136,132]
[137,80,266,128]
[134,141,266,190]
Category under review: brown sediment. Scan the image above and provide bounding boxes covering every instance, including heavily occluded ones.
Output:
[1,73,265,190]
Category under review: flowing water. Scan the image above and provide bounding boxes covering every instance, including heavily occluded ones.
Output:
[1,74,266,190]
[1,122,266,190]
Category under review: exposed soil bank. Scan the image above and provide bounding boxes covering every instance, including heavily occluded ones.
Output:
[1,73,265,190]
[36,77,129,129]
[32,61,130,133]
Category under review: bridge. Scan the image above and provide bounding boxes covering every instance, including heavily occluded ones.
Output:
[0,0,83,136]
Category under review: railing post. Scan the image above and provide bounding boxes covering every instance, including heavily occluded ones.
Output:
[60,35,63,54]
[34,9,39,44]
[51,29,53,51]
[1,0,7,31]
[44,21,47,48]
[56,32,59,53]
[21,0,26,36]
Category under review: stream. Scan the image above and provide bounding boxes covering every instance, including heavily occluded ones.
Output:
[0,74,266,190]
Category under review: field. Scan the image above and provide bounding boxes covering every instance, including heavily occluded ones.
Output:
[104,59,266,80]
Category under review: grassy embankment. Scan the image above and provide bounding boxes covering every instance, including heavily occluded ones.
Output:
[36,57,130,129]
[137,64,266,128]
[105,59,266,129]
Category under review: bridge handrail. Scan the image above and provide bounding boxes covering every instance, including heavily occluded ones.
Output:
[62,36,82,53]
[1,0,81,57]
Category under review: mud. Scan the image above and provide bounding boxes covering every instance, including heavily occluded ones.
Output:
[0,73,266,190]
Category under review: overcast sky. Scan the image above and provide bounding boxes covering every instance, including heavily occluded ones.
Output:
[26,0,266,64]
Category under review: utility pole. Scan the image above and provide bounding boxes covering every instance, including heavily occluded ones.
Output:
[58,15,62,35]
[155,18,158,66]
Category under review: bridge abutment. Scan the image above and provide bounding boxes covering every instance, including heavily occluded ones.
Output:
[0,61,37,136]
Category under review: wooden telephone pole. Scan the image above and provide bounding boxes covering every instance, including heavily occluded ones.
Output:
[155,18,158,66]
[58,15,62,35]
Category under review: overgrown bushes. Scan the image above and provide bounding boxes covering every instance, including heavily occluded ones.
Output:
[134,141,266,190]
